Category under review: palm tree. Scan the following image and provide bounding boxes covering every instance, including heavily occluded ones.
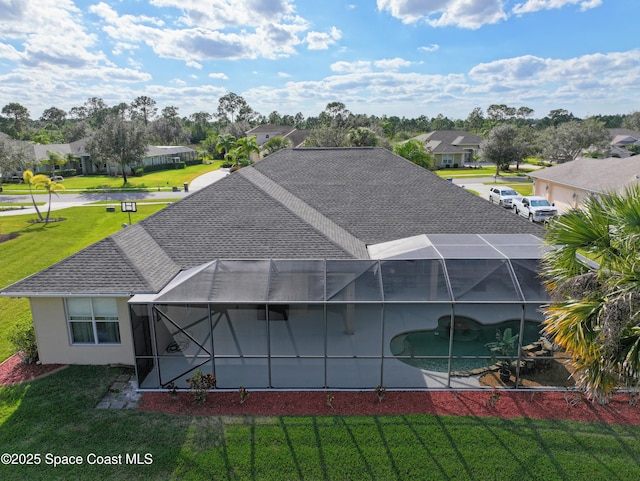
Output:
[261,136,291,157]
[541,186,640,402]
[22,170,44,222]
[32,175,66,223]
[215,134,237,159]
[235,136,260,166]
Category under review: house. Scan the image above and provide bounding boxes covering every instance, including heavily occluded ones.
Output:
[2,148,549,390]
[3,140,197,177]
[528,156,640,212]
[412,130,484,168]
[246,124,310,148]
[608,128,640,158]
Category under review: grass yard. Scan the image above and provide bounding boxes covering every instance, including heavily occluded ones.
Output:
[435,166,535,179]
[0,204,166,361]
[498,182,534,196]
[0,366,639,481]
[0,161,225,193]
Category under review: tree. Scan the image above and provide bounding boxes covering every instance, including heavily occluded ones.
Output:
[393,140,434,170]
[22,170,45,222]
[304,125,348,147]
[323,102,350,125]
[347,127,379,147]
[215,134,237,159]
[83,97,109,129]
[261,136,291,157]
[541,186,640,402]
[87,114,148,184]
[543,118,611,163]
[32,175,65,223]
[234,136,260,166]
[148,107,190,145]
[188,111,212,144]
[465,107,485,133]
[40,107,67,130]
[130,96,157,125]
[2,102,30,138]
[430,113,455,131]
[0,138,30,183]
[40,150,68,173]
[217,93,249,123]
[481,124,531,175]
[623,111,640,132]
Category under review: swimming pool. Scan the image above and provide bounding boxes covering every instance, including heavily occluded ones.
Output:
[390,317,543,373]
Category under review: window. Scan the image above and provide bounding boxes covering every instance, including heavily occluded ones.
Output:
[66,298,121,344]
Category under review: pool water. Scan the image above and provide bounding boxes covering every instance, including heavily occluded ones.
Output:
[390,319,543,373]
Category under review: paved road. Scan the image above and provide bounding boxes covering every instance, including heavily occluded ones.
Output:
[451,174,530,202]
[0,169,229,217]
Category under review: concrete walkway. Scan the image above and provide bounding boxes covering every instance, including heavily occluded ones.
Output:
[96,372,141,409]
[0,168,229,217]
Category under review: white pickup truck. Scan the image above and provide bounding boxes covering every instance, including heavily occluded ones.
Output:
[513,196,558,223]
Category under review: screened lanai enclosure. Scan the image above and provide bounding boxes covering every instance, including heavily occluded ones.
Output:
[129,234,554,390]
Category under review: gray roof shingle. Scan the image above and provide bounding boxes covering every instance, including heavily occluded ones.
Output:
[2,147,544,296]
[528,156,640,193]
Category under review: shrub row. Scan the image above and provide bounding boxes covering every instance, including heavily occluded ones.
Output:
[142,162,187,173]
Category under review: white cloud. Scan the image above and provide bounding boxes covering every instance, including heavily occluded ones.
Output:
[374,58,412,71]
[330,61,372,74]
[306,27,342,50]
[513,0,602,15]
[186,60,203,69]
[149,0,296,29]
[0,43,22,61]
[377,0,507,29]
[419,44,440,53]
[278,72,291,78]
[91,1,313,62]
[209,72,230,80]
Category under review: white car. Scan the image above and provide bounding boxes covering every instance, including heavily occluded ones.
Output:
[488,187,521,208]
[513,196,558,222]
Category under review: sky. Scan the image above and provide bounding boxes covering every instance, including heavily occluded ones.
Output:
[1,0,639,121]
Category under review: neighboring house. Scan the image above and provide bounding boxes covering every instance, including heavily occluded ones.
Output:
[3,140,197,177]
[245,124,310,158]
[608,128,640,158]
[412,130,483,168]
[2,148,549,390]
[529,156,640,212]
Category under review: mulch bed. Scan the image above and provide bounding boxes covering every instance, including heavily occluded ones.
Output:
[138,389,640,425]
[2,354,638,425]
[0,354,66,386]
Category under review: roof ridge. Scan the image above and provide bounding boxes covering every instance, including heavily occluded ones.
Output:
[111,224,181,292]
[239,167,368,258]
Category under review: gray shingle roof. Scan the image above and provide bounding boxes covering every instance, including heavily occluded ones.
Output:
[2,147,544,296]
[413,130,483,154]
[528,156,640,193]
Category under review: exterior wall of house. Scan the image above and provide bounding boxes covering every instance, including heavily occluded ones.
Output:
[435,153,464,168]
[532,179,588,213]
[30,297,135,365]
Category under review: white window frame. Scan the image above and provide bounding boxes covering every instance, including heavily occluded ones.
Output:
[65,298,121,345]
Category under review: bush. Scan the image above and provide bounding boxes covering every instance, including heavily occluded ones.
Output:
[57,169,77,177]
[186,369,216,404]
[9,320,38,364]
[134,167,144,176]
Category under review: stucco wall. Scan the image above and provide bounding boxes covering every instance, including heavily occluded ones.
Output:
[532,179,588,213]
[30,297,134,366]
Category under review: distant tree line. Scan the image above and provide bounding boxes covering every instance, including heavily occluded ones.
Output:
[1,95,639,179]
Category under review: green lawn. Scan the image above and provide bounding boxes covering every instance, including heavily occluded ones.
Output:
[435,166,535,179]
[0,366,639,481]
[0,162,224,193]
[0,204,166,361]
